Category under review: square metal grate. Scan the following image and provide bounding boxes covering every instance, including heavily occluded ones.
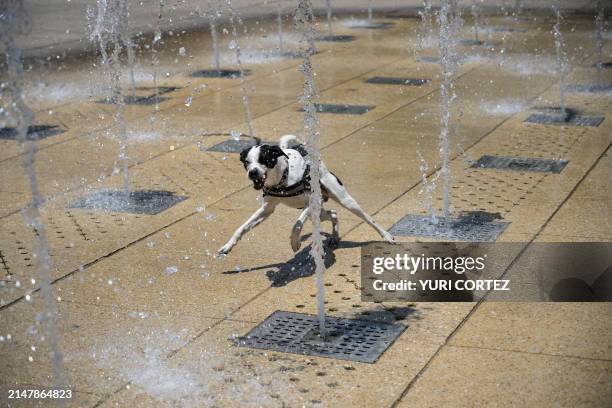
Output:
[458,39,485,46]
[0,125,64,141]
[389,213,509,242]
[365,77,429,86]
[70,190,187,215]
[206,139,262,153]
[97,86,179,106]
[191,69,251,78]
[235,311,405,363]
[315,35,355,42]
[488,27,527,33]
[471,155,568,174]
[524,108,604,127]
[416,56,440,63]
[348,22,394,30]
[300,103,374,115]
[565,84,612,93]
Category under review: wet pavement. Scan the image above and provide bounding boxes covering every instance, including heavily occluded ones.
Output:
[1,8,611,408]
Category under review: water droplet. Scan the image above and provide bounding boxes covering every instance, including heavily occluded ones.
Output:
[164,266,179,275]
[178,47,186,56]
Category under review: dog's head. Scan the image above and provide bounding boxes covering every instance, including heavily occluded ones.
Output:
[239,144,289,190]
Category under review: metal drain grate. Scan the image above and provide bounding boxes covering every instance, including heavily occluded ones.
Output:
[97,86,179,105]
[300,103,374,115]
[458,39,485,46]
[471,155,568,174]
[524,112,604,127]
[315,35,355,42]
[70,190,187,215]
[365,77,429,86]
[0,125,64,141]
[416,56,440,64]
[207,139,263,153]
[348,22,394,30]
[565,84,612,93]
[488,27,527,33]
[191,69,251,78]
[389,212,509,242]
[235,311,405,363]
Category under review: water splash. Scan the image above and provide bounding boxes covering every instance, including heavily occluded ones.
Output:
[1,0,65,392]
[295,0,326,338]
[436,0,461,219]
[417,0,436,51]
[277,4,284,54]
[471,3,480,43]
[552,3,568,118]
[207,7,222,71]
[89,0,132,196]
[595,1,604,87]
[367,0,373,25]
[225,0,254,138]
[325,0,333,36]
[151,0,164,114]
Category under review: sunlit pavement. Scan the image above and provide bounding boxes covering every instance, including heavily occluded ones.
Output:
[1,6,611,408]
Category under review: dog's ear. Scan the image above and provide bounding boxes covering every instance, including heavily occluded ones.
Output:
[259,145,288,168]
[239,147,251,166]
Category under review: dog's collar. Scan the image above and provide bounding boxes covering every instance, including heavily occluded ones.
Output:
[263,166,311,198]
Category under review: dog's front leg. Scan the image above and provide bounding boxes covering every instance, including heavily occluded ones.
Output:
[218,201,276,255]
[291,207,310,252]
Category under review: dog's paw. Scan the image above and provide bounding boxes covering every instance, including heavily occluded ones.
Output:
[290,233,302,252]
[290,223,303,252]
[382,231,396,244]
[217,244,233,256]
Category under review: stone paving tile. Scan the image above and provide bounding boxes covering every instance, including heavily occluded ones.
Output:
[395,346,612,408]
[450,303,612,360]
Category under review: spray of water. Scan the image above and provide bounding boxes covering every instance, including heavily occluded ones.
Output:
[436,0,461,219]
[278,4,284,54]
[151,0,164,113]
[89,0,132,196]
[295,0,326,338]
[471,3,480,43]
[552,3,568,118]
[368,0,373,25]
[417,0,435,50]
[325,0,333,36]
[225,0,254,138]
[595,1,604,87]
[208,8,222,71]
[1,0,65,392]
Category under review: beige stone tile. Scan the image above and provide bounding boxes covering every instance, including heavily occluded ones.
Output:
[396,346,611,408]
[450,303,612,360]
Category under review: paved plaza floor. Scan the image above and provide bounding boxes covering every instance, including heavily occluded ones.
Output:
[1,5,611,407]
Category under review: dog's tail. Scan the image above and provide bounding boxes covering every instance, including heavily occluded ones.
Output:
[279,134,304,149]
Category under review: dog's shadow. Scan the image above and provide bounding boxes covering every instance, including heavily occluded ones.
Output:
[222,234,372,287]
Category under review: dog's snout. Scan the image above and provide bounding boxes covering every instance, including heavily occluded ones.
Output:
[248,169,259,180]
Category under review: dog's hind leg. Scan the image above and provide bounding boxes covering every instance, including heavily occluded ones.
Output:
[291,207,310,252]
[321,171,395,243]
[320,208,339,245]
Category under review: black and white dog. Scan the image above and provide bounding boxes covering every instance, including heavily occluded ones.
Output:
[217,135,395,255]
